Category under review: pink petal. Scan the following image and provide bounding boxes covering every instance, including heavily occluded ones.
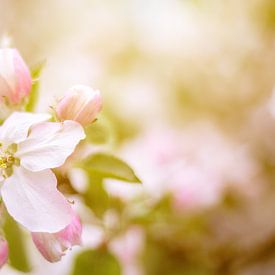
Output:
[57,212,82,247]
[12,49,32,104]
[0,112,51,145]
[31,212,82,262]
[0,75,13,103]
[1,167,73,233]
[31,232,65,262]
[16,120,85,171]
[56,85,102,126]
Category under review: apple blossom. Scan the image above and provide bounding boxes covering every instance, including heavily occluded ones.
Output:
[0,238,8,268]
[0,48,32,104]
[56,85,102,126]
[32,212,82,262]
[0,112,85,233]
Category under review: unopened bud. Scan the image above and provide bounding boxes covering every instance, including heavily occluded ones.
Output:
[56,85,102,126]
[0,48,32,104]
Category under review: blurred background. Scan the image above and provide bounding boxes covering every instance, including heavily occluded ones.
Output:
[1,0,275,274]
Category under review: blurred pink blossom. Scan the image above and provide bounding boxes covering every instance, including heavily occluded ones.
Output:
[110,227,144,275]
[107,124,258,210]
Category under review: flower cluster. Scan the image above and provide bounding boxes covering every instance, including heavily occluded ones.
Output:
[0,47,102,266]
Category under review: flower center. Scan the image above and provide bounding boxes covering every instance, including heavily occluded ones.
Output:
[0,143,20,178]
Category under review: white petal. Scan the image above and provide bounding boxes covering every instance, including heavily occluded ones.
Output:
[0,112,51,145]
[17,120,85,171]
[1,167,73,233]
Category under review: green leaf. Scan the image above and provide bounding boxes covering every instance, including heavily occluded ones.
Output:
[25,60,46,112]
[84,174,110,217]
[71,248,121,275]
[85,117,115,145]
[3,214,31,272]
[80,153,141,183]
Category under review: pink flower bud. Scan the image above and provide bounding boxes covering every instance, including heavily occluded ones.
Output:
[31,213,82,262]
[0,238,8,268]
[56,85,102,126]
[0,48,32,104]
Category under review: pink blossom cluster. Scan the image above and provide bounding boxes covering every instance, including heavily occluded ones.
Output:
[0,48,102,267]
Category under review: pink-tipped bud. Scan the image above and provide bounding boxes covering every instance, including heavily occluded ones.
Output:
[0,238,8,268]
[56,85,102,126]
[0,48,32,104]
[31,213,82,263]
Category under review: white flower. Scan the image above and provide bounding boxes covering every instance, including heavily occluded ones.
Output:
[0,112,85,233]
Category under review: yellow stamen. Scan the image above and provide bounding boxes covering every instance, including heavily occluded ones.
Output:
[6,155,14,163]
[0,157,7,168]
[0,150,19,178]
